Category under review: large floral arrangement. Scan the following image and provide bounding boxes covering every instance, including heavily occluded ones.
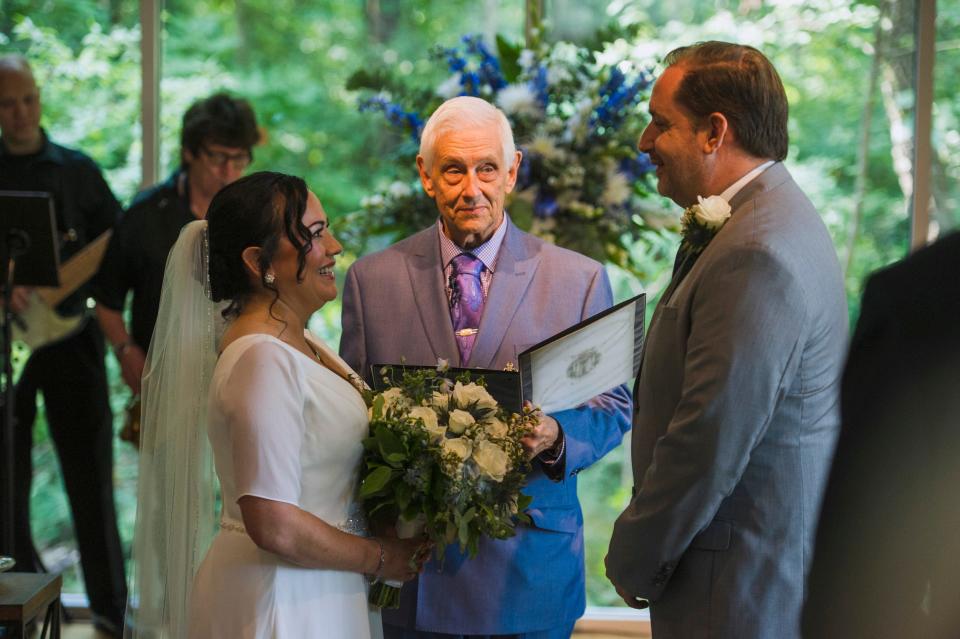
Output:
[344,33,665,273]
[359,363,539,607]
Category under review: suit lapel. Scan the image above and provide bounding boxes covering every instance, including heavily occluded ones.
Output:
[403,230,460,364]
[468,222,541,369]
[656,162,788,309]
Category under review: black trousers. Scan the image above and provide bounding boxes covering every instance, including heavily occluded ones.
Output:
[2,319,126,626]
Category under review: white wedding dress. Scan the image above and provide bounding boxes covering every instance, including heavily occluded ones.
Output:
[187,333,382,638]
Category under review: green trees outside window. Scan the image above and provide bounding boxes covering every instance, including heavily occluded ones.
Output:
[2,0,956,608]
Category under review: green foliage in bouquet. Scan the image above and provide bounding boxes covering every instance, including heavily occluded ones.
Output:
[342,32,666,277]
[359,365,537,560]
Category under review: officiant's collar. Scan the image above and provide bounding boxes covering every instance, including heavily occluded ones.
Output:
[438,212,508,273]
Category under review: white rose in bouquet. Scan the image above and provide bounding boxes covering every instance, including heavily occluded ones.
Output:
[473,440,510,482]
[380,387,407,410]
[452,381,497,411]
[430,391,449,411]
[442,436,473,460]
[482,416,509,438]
[408,406,445,441]
[448,409,476,434]
[693,195,732,230]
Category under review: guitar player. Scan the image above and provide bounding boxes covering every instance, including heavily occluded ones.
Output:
[0,55,127,637]
[91,92,259,438]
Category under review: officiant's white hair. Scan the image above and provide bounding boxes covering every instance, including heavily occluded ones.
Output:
[418,96,516,171]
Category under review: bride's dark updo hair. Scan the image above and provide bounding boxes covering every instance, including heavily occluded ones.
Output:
[207,171,314,319]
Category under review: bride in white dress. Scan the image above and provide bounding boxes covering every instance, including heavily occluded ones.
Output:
[129,172,424,638]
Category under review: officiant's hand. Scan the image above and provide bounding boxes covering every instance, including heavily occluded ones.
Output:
[378,536,431,582]
[521,403,560,459]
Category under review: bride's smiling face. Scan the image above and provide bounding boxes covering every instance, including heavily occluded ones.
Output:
[271,191,342,313]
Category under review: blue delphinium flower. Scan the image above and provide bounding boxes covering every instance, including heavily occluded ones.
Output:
[530,65,549,107]
[590,67,649,134]
[534,189,559,219]
[359,96,424,141]
[515,151,534,191]
[619,153,656,180]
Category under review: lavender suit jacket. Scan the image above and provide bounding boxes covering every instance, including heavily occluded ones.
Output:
[340,218,632,635]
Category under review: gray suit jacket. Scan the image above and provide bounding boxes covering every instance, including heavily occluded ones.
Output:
[607,163,847,639]
[340,218,632,634]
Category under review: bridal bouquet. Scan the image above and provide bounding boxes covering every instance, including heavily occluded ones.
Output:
[359,362,538,608]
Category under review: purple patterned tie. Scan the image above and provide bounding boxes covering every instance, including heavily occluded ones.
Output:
[449,252,485,365]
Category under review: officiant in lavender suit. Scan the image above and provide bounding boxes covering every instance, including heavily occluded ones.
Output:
[340,96,632,638]
[605,42,847,638]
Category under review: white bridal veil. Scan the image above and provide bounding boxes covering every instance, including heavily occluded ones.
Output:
[130,220,225,638]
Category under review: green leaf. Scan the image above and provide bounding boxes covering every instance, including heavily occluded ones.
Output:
[371,394,384,420]
[496,34,522,84]
[360,465,395,498]
[517,492,533,512]
[376,425,407,466]
[457,507,476,547]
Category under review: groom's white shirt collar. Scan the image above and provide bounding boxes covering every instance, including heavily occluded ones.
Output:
[720,160,775,203]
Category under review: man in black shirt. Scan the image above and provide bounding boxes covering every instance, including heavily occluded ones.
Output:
[93,93,259,395]
[0,55,126,636]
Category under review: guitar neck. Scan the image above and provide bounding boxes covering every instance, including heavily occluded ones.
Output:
[35,230,113,308]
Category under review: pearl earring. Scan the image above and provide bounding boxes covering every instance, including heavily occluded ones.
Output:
[264,272,276,285]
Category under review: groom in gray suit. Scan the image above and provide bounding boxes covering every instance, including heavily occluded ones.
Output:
[341,96,631,638]
[606,42,847,638]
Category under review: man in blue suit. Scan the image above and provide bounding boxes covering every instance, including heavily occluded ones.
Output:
[340,96,632,638]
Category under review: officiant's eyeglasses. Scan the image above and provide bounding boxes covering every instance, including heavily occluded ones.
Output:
[200,146,252,170]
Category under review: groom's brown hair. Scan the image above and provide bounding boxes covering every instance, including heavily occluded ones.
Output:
[664,41,789,162]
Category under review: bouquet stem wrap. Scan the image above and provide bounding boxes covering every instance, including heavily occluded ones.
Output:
[369,515,425,608]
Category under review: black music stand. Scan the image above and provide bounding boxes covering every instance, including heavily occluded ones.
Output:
[0,191,61,557]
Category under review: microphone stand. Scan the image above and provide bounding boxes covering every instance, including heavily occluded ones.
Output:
[1,228,30,556]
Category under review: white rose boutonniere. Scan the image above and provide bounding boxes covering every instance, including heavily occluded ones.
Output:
[680,195,732,254]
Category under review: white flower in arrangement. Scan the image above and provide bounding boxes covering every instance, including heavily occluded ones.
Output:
[495,84,540,118]
[692,195,732,229]
[430,390,449,411]
[547,64,573,85]
[387,181,413,199]
[452,381,498,411]
[473,439,510,482]
[518,48,535,70]
[442,436,473,461]
[408,405,439,431]
[447,409,476,434]
[601,170,632,207]
[483,416,509,438]
[436,72,463,99]
[529,217,557,244]
[550,41,580,64]
[379,387,407,411]
[528,135,565,162]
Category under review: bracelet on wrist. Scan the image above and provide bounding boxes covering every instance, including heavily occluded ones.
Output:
[369,537,385,583]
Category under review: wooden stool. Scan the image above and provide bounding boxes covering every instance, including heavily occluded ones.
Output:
[0,572,62,638]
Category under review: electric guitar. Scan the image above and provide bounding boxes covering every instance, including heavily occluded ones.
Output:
[12,230,113,350]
